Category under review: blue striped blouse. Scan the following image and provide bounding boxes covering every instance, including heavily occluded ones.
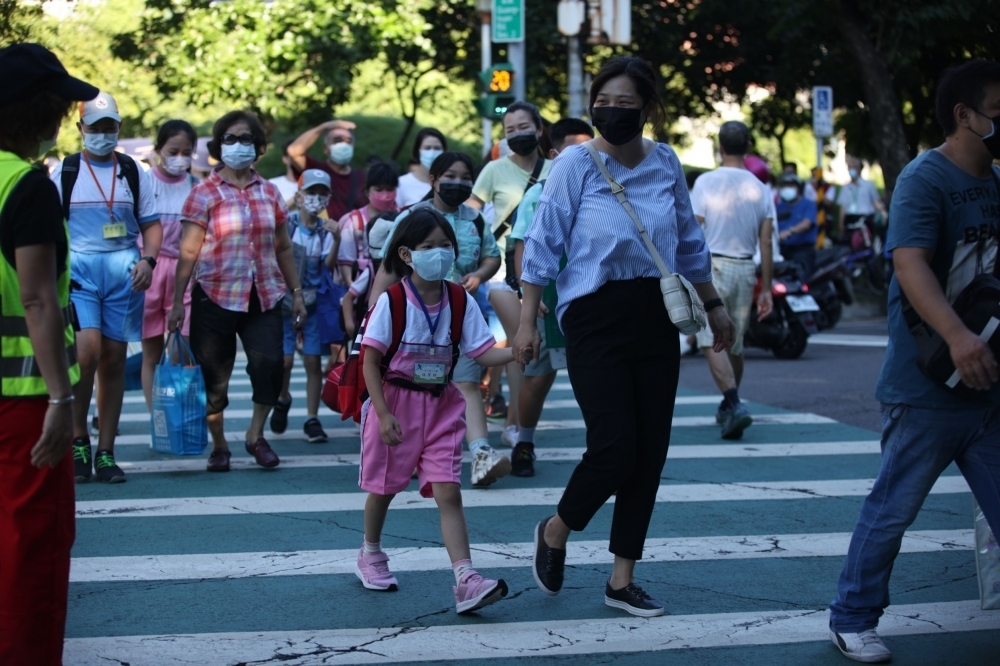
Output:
[522,142,713,324]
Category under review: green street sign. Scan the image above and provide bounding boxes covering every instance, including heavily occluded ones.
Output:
[492,0,524,43]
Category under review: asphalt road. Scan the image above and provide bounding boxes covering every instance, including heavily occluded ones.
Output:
[678,319,889,432]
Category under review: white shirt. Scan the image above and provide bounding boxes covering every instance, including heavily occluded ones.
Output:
[826,179,881,215]
[690,166,773,258]
[396,172,432,209]
[268,176,299,205]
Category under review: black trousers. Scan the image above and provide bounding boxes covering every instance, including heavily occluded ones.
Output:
[190,284,284,415]
[557,279,681,560]
[780,243,816,282]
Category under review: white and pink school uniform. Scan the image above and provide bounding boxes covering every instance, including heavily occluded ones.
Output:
[359,279,494,498]
[142,167,196,337]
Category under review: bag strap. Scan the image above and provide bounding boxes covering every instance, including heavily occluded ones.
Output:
[583,141,671,279]
[116,153,142,222]
[493,158,546,241]
[445,282,467,381]
[161,331,197,366]
[382,282,408,373]
[60,153,81,222]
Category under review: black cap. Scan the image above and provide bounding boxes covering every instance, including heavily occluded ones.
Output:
[0,43,99,104]
[778,172,803,187]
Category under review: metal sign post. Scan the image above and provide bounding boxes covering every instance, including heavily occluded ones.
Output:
[812,85,834,169]
[493,0,525,103]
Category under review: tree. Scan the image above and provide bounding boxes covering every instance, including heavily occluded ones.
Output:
[0,0,47,46]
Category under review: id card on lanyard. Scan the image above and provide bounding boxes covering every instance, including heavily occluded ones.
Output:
[84,152,127,239]
[408,277,449,385]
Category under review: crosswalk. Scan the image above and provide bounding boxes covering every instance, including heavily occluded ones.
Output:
[65,361,999,665]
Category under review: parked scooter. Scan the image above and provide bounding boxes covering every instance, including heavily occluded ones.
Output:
[807,246,854,331]
[744,262,820,359]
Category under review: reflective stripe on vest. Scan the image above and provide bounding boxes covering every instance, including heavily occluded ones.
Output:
[0,151,80,397]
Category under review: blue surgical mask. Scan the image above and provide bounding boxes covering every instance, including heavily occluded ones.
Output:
[329,142,354,166]
[221,143,257,170]
[779,187,798,202]
[848,168,860,181]
[419,148,443,171]
[83,132,118,157]
[407,247,455,282]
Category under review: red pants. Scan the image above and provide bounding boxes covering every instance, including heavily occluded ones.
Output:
[0,399,75,666]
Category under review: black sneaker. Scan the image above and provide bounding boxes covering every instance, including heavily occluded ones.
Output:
[511,442,536,477]
[72,437,92,483]
[604,580,665,617]
[270,397,292,434]
[532,516,565,595]
[303,417,328,443]
[94,450,126,484]
[721,403,753,440]
[486,393,507,421]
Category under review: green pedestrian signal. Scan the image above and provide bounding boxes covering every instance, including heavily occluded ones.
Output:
[475,64,516,120]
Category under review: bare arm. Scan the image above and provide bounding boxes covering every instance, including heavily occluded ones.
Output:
[692,280,737,353]
[465,195,484,210]
[512,280,545,368]
[757,218,774,319]
[324,231,339,272]
[369,261,400,306]
[895,246,997,390]
[167,222,206,332]
[363,347,403,445]
[341,291,357,339]
[274,223,307,327]
[17,243,74,467]
[131,220,163,291]
[514,240,524,282]
[474,346,516,367]
[287,120,355,172]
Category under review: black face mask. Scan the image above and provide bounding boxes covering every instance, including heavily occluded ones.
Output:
[507,132,539,156]
[972,111,1000,160]
[590,106,644,146]
[437,181,473,208]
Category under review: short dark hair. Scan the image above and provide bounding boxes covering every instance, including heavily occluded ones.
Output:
[155,119,197,152]
[0,89,72,156]
[936,60,1000,136]
[719,120,751,156]
[782,162,797,172]
[589,57,667,135]
[381,208,459,277]
[429,151,475,182]
[502,101,543,131]
[207,110,267,161]
[411,128,448,163]
[549,118,594,151]
[281,139,294,157]
[365,160,399,190]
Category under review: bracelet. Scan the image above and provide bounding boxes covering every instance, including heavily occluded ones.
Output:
[291,287,303,294]
[703,298,724,312]
[48,395,75,405]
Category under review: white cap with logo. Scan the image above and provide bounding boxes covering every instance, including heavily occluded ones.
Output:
[79,91,121,125]
[298,169,332,191]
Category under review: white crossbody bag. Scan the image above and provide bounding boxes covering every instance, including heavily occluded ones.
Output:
[584,141,707,334]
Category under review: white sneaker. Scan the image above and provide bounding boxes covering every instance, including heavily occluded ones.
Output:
[501,425,519,448]
[471,446,511,487]
[830,629,892,663]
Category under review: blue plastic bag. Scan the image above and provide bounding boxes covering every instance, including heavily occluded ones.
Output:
[316,265,347,346]
[150,333,207,456]
[124,342,143,392]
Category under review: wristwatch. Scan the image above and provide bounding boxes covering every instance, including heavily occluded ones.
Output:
[141,256,157,269]
[703,298,724,312]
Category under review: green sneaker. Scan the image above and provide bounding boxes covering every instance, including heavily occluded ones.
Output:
[94,450,126,484]
[73,437,92,483]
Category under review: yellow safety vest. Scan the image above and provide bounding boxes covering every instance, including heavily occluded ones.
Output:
[0,150,80,397]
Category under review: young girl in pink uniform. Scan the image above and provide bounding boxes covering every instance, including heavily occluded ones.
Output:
[356,208,518,613]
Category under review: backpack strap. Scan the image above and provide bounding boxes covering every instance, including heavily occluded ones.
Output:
[445,282,468,381]
[473,211,485,240]
[115,153,142,222]
[60,153,81,221]
[381,282,408,374]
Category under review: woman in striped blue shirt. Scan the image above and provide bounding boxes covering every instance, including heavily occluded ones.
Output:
[514,56,736,617]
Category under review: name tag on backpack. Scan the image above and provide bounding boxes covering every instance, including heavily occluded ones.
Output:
[103,222,127,239]
[414,362,446,384]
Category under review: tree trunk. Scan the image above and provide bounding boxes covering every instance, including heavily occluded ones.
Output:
[391,114,416,163]
[776,128,788,168]
[832,0,911,198]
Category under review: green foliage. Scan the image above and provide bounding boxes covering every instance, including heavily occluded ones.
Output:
[0,0,47,46]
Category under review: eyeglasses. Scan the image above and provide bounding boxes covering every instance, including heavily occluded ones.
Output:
[221,133,255,146]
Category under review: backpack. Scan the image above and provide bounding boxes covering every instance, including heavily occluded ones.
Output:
[407,199,487,240]
[60,152,142,222]
[324,280,468,422]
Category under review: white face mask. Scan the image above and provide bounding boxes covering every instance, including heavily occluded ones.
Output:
[779,186,799,202]
[301,194,330,216]
[161,155,192,177]
[221,143,257,170]
[329,142,354,166]
[419,148,443,171]
[406,247,455,282]
[83,132,118,157]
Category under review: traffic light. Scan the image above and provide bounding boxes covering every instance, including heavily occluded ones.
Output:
[474,64,516,121]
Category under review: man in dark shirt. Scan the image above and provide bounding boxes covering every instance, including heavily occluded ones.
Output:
[287,119,368,221]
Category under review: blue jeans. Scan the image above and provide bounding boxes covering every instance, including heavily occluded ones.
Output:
[829,402,1000,632]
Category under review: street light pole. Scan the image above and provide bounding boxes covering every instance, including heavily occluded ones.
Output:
[477,0,493,158]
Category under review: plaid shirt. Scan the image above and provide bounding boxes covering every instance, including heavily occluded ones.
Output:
[182,169,290,312]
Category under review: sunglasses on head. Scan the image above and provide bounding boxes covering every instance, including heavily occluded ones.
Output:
[222,133,255,146]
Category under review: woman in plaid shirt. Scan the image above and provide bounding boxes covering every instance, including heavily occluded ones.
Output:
[168,111,308,473]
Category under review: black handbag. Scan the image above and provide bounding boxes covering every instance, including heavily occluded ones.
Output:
[903,171,1000,399]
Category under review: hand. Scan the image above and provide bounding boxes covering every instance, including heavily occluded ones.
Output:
[948,328,999,391]
[291,295,307,331]
[778,230,790,241]
[536,301,550,319]
[131,259,153,291]
[323,119,357,132]
[512,321,541,371]
[323,218,340,234]
[707,307,736,353]
[167,302,186,333]
[378,411,403,445]
[31,402,73,468]
[757,291,774,321]
[460,274,482,293]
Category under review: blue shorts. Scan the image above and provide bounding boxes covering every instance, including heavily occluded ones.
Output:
[282,310,323,356]
[70,248,144,342]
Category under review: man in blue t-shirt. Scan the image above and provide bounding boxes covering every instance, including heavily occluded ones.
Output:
[775,173,818,279]
[828,60,1000,663]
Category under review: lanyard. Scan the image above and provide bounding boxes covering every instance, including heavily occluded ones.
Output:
[406,277,445,338]
[83,151,117,222]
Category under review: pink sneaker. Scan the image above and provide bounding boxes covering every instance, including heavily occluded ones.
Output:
[355,548,399,591]
[453,571,508,614]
